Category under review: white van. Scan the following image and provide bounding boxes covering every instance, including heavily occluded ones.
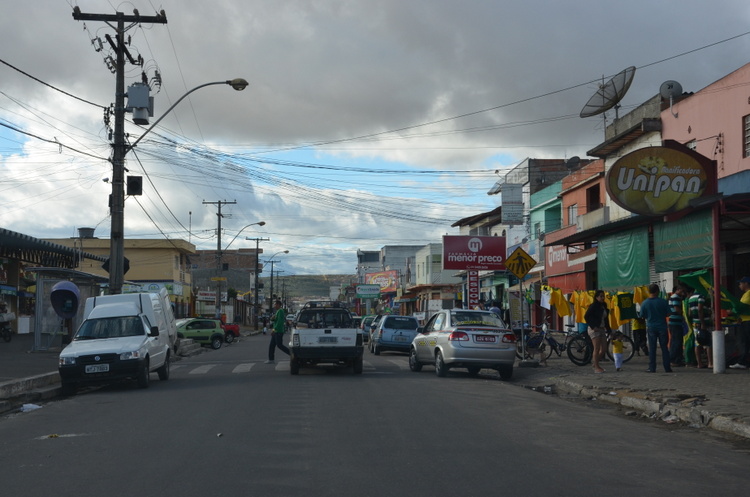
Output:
[58,290,177,395]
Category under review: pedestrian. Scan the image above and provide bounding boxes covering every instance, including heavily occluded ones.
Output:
[639,283,672,373]
[668,285,687,367]
[611,331,625,371]
[584,289,611,374]
[687,289,713,369]
[632,315,648,356]
[730,277,750,369]
[265,300,290,364]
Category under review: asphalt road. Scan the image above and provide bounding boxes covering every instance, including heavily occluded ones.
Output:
[0,333,748,497]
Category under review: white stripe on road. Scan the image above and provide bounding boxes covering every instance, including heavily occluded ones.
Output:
[232,363,255,373]
[189,365,217,374]
[387,359,409,370]
[274,361,289,371]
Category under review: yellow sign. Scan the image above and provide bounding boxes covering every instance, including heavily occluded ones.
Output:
[210,277,227,281]
[506,247,536,279]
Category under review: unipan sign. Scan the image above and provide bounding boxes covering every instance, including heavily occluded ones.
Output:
[606,142,716,217]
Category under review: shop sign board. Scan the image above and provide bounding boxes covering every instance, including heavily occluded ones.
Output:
[356,284,380,298]
[606,142,716,217]
[501,183,524,225]
[443,235,507,271]
[364,270,399,293]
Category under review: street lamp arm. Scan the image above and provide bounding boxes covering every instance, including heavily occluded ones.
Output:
[127,79,248,152]
[224,221,266,251]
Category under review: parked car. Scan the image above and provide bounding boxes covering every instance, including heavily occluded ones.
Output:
[368,314,384,343]
[176,318,225,350]
[370,315,420,355]
[220,319,240,343]
[408,309,516,380]
[359,315,376,343]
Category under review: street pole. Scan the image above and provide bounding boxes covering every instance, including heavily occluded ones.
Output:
[72,8,167,295]
[246,237,270,330]
[204,200,236,318]
[268,261,276,313]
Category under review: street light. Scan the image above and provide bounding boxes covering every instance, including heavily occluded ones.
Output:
[107,78,249,295]
[264,250,289,313]
[214,221,266,319]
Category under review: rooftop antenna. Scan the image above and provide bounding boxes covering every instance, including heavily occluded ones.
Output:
[580,66,636,135]
[659,80,682,118]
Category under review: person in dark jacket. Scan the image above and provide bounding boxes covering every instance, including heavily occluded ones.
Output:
[584,289,611,374]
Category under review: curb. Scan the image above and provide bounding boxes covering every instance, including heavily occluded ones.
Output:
[546,377,750,440]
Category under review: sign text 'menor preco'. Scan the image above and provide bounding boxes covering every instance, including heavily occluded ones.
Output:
[443,235,507,271]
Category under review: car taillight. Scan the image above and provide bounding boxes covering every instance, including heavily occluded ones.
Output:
[501,333,516,343]
[449,331,469,341]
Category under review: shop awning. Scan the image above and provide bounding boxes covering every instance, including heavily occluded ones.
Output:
[544,214,651,248]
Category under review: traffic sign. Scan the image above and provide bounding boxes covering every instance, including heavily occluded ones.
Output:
[506,247,536,279]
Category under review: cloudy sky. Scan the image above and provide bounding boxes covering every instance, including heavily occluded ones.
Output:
[2,1,749,276]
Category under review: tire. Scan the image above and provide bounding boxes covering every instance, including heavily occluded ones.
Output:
[467,366,481,376]
[373,343,381,356]
[156,353,170,381]
[224,332,234,344]
[1,327,11,343]
[211,335,223,350]
[136,359,150,389]
[409,348,423,372]
[567,335,592,366]
[539,338,554,361]
[61,380,77,396]
[607,335,635,363]
[290,358,300,375]
[435,351,448,377]
[353,355,363,374]
[498,364,513,380]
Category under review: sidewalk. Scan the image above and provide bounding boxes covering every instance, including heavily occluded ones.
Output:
[510,351,750,439]
[2,332,750,441]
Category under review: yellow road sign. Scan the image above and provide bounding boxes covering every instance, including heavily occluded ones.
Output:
[506,247,537,279]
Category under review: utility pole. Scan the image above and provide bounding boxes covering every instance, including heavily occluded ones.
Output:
[204,200,236,318]
[246,237,269,330]
[72,8,167,295]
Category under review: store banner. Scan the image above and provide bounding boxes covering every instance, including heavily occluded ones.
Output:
[598,227,650,290]
[365,270,399,293]
[653,210,712,272]
[443,235,507,271]
[467,270,480,308]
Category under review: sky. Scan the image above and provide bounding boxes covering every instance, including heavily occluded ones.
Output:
[2,1,750,277]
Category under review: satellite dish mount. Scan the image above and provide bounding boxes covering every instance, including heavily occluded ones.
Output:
[660,80,683,118]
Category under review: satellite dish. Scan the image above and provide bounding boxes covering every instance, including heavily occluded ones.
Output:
[565,156,581,169]
[660,80,682,118]
[659,80,683,99]
[580,66,636,119]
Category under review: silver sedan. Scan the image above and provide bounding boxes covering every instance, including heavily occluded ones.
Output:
[409,309,516,380]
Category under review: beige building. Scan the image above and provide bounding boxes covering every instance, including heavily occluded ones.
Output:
[46,229,195,317]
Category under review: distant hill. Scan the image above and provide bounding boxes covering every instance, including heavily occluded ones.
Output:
[260,274,357,301]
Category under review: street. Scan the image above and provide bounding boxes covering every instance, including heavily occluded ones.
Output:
[0,333,748,497]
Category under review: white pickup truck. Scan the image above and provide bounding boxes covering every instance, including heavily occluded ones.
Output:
[289,301,364,375]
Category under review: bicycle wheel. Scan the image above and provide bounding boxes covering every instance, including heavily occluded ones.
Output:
[538,337,554,361]
[567,335,592,366]
[607,335,635,363]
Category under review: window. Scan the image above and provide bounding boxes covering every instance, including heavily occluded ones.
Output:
[586,185,601,211]
[744,114,750,158]
[568,204,578,226]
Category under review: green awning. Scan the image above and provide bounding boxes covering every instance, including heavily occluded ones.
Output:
[597,227,650,291]
[654,210,713,272]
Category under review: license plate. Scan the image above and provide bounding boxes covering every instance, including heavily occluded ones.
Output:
[318,336,338,344]
[475,335,496,343]
[394,336,407,342]
[85,364,110,373]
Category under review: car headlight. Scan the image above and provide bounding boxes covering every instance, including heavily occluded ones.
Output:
[120,350,142,360]
[59,357,76,366]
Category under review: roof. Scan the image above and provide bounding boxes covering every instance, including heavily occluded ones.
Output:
[586,119,662,158]
[451,206,503,228]
[0,228,108,268]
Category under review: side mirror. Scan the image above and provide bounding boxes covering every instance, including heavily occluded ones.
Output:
[417,327,425,334]
[149,326,160,337]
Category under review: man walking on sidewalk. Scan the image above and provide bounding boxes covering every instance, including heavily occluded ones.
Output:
[265,300,290,364]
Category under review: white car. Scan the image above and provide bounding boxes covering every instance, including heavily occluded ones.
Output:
[409,309,516,380]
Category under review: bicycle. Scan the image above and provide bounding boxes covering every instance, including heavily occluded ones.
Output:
[566,328,635,366]
[516,323,579,363]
